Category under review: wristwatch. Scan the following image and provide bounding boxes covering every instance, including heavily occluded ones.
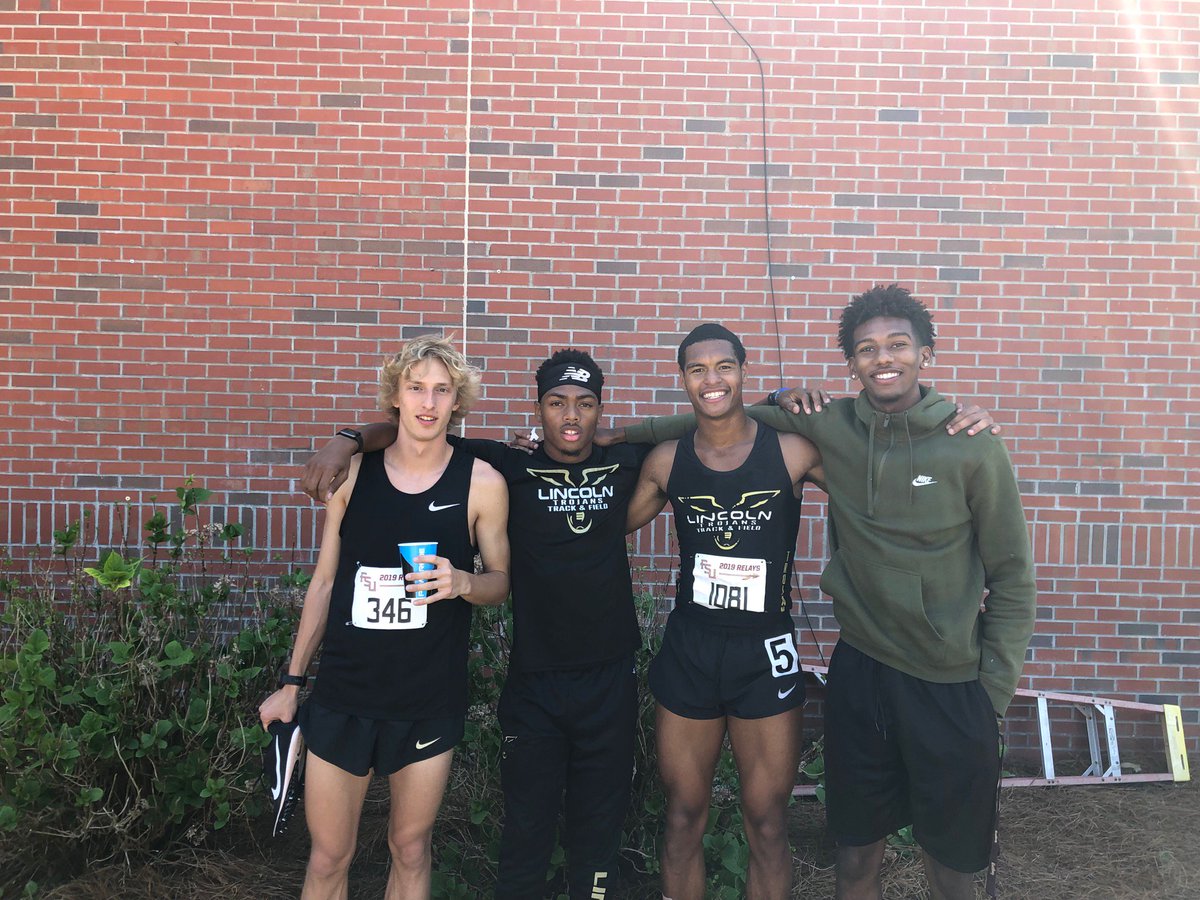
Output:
[336,427,364,453]
[278,673,308,688]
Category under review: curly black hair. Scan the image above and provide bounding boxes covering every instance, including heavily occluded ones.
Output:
[836,284,936,359]
[535,348,601,383]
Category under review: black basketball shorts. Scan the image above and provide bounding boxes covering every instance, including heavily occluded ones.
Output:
[823,640,1001,873]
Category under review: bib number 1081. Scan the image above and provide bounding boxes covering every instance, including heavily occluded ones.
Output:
[706,582,749,610]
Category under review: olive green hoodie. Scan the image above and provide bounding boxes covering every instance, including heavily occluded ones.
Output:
[625,387,1036,714]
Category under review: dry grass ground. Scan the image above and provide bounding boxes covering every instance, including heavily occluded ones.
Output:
[39,772,1199,899]
[786,777,1200,899]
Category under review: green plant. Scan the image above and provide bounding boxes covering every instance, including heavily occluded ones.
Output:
[0,483,301,896]
[701,750,751,896]
[429,600,512,892]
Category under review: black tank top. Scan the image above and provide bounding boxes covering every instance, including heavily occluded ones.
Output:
[667,423,800,632]
[312,446,477,719]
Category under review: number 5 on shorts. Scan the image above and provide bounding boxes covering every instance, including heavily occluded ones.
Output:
[763,632,799,678]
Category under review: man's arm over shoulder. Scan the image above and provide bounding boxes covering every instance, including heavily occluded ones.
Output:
[624,406,820,445]
[746,405,821,439]
[301,421,397,502]
[969,438,1037,716]
[625,441,676,532]
[450,434,509,471]
[623,414,694,445]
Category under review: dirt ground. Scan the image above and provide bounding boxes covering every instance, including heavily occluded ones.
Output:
[39,772,1199,899]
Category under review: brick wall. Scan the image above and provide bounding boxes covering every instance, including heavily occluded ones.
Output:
[2,1,1197,758]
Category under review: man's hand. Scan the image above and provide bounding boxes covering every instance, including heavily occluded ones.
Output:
[773,387,833,415]
[593,426,624,447]
[947,403,1001,436]
[507,428,541,455]
[258,685,300,730]
[300,440,355,502]
[409,555,471,605]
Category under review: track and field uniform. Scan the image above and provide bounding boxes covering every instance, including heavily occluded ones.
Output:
[453,437,648,900]
[301,446,477,777]
[650,424,804,719]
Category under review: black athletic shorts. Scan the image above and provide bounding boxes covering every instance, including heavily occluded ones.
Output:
[649,610,804,720]
[824,640,1001,873]
[297,699,464,778]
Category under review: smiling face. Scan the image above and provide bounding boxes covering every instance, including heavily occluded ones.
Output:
[392,357,459,442]
[535,384,601,463]
[681,338,745,419]
[847,316,933,413]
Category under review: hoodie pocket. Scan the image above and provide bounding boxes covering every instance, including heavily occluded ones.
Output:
[820,548,944,655]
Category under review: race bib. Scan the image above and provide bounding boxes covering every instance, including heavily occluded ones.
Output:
[691,553,767,613]
[351,565,428,630]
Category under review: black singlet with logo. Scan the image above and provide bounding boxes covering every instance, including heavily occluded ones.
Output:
[451,436,649,673]
[667,423,800,632]
[312,446,477,720]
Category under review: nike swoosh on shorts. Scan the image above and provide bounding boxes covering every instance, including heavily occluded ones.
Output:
[777,684,797,700]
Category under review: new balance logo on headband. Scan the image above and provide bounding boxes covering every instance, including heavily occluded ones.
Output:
[559,366,593,384]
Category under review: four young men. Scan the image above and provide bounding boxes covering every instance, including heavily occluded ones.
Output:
[265,284,1033,898]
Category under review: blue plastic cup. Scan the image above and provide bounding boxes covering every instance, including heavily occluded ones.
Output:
[397,541,437,599]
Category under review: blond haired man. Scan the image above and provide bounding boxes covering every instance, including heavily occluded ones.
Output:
[259,335,510,899]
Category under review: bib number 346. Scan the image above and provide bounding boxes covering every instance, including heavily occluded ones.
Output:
[352,565,428,630]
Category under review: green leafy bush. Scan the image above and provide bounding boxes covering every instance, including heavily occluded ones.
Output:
[2,488,806,897]
[0,484,300,896]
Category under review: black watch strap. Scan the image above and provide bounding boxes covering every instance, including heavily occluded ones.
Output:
[336,427,364,453]
[278,673,308,688]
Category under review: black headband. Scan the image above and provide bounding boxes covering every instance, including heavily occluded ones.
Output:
[536,360,604,401]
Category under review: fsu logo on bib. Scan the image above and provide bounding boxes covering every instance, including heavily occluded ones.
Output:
[351,565,428,630]
[692,553,767,612]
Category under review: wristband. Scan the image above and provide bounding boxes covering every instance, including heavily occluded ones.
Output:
[336,428,364,453]
[277,673,308,688]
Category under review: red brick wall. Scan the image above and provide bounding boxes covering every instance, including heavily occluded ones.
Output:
[2,1,1197,757]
